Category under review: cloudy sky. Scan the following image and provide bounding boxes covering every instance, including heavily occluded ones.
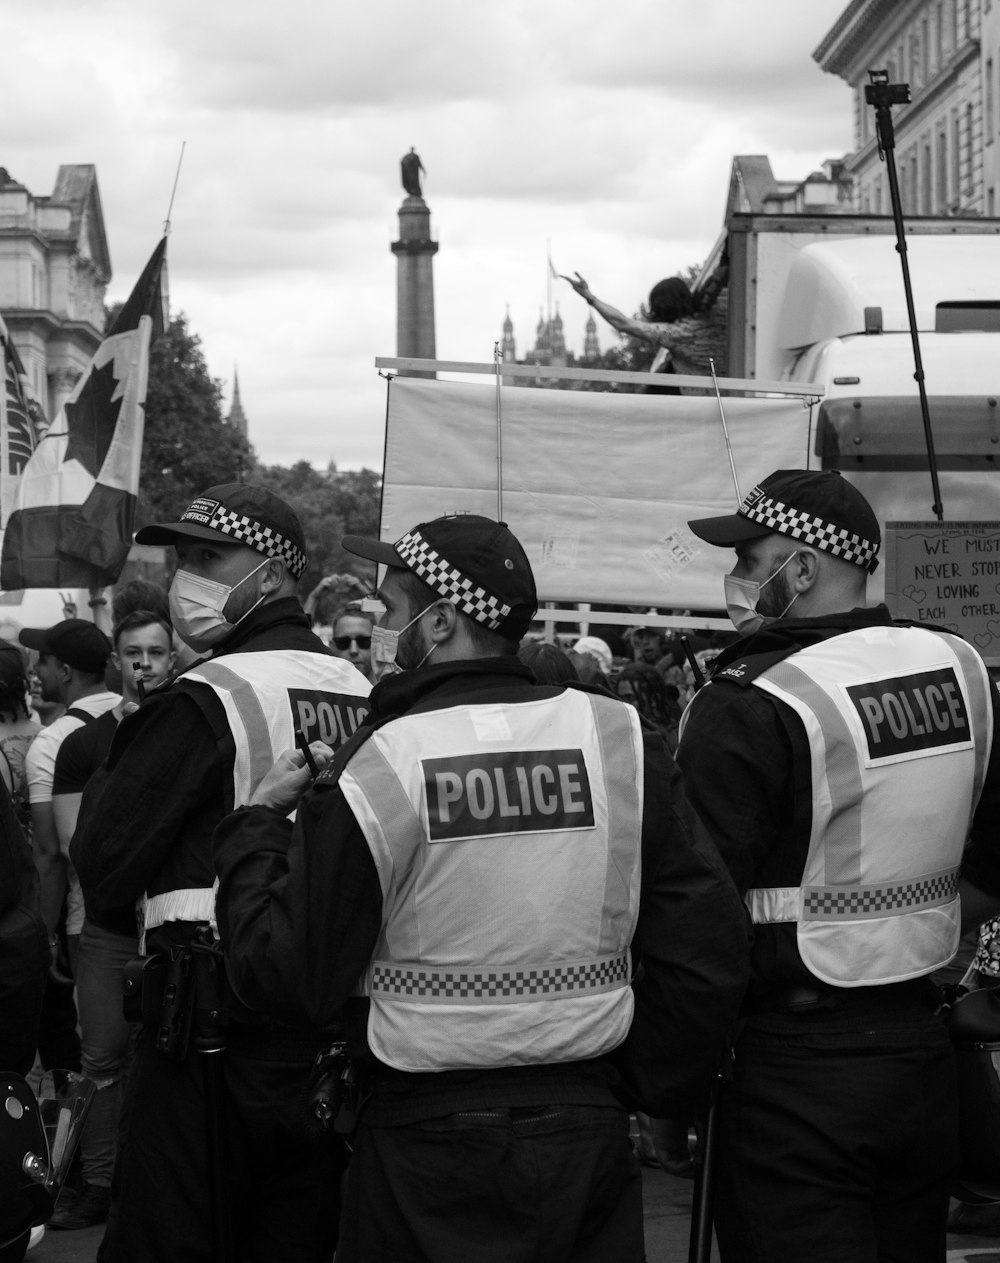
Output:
[4,0,853,471]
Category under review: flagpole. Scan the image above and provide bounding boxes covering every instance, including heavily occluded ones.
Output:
[163,142,187,235]
[546,238,552,324]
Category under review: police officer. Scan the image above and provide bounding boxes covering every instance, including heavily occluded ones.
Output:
[214,512,748,1263]
[676,469,1000,1263]
[72,483,372,1263]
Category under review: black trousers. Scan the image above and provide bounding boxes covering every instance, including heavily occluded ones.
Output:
[108,1023,344,1263]
[337,1102,644,1263]
[714,1014,958,1263]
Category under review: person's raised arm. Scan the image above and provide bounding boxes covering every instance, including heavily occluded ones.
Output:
[562,271,669,345]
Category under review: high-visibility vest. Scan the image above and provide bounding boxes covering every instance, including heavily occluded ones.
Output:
[141,651,371,941]
[745,625,992,986]
[339,688,644,1073]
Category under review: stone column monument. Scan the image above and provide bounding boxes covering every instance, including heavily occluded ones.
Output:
[392,149,438,377]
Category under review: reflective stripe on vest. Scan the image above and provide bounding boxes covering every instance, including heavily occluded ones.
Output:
[184,650,371,804]
[340,689,643,1073]
[138,885,218,953]
[141,650,371,946]
[748,626,992,986]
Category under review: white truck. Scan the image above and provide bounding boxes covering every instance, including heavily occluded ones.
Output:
[702,213,1000,534]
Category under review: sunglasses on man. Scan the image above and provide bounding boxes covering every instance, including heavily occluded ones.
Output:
[332,634,372,651]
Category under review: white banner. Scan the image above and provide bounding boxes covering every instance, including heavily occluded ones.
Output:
[381,377,815,611]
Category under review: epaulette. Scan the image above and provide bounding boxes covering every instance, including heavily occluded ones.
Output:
[708,645,800,688]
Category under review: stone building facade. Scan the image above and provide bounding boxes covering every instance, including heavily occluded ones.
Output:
[0,165,110,420]
[816,0,1000,217]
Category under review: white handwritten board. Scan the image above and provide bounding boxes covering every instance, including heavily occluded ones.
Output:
[884,521,1000,664]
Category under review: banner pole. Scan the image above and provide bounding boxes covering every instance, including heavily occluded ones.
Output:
[710,358,742,504]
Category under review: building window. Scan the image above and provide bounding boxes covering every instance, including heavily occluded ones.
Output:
[923,141,933,213]
[923,18,930,79]
[911,33,921,85]
[966,102,975,197]
[937,1,945,63]
[989,59,995,144]
[989,188,996,216]
[937,129,948,209]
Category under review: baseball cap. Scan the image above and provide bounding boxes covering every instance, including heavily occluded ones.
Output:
[19,619,111,674]
[343,514,538,640]
[135,483,307,578]
[688,469,881,574]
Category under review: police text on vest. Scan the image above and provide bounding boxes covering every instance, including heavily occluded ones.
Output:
[846,667,971,760]
[289,689,370,750]
[422,750,596,842]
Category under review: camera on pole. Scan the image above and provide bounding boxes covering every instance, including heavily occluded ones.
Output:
[864,69,944,522]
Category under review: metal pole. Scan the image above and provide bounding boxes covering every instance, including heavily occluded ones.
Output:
[709,358,742,505]
[494,340,504,521]
[866,71,944,521]
[688,1077,722,1263]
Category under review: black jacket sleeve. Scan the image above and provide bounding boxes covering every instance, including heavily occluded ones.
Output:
[609,727,750,1119]
[958,685,1000,898]
[213,780,383,1029]
[71,690,225,912]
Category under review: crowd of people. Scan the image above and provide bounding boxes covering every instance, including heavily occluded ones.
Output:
[1,467,999,1262]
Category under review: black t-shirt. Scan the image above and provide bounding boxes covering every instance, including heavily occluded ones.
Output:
[52,708,118,796]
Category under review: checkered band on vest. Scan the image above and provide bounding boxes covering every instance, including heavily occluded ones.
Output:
[371,953,630,1001]
[739,492,879,573]
[395,529,512,630]
[181,504,307,577]
[803,869,959,919]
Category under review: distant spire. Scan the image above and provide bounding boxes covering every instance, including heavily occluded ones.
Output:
[501,305,516,362]
[584,310,601,359]
[227,366,248,439]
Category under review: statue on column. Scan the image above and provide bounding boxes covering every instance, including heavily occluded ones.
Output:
[401,148,426,198]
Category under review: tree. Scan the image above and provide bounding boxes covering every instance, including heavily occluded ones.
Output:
[253,461,383,620]
[134,312,255,526]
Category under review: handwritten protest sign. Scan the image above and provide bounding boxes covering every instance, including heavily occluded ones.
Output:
[884,521,1000,664]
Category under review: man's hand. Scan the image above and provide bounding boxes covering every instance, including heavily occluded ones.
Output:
[250,743,335,814]
[561,272,592,302]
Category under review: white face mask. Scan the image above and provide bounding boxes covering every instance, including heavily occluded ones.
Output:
[169,558,269,651]
[370,604,436,681]
[724,552,798,635]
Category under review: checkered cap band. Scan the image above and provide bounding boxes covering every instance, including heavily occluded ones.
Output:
[741,491,879,572]
[181,503,307,578]
[371,954,629,1003]
[395,528,512,630]
[803,869,959,920]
